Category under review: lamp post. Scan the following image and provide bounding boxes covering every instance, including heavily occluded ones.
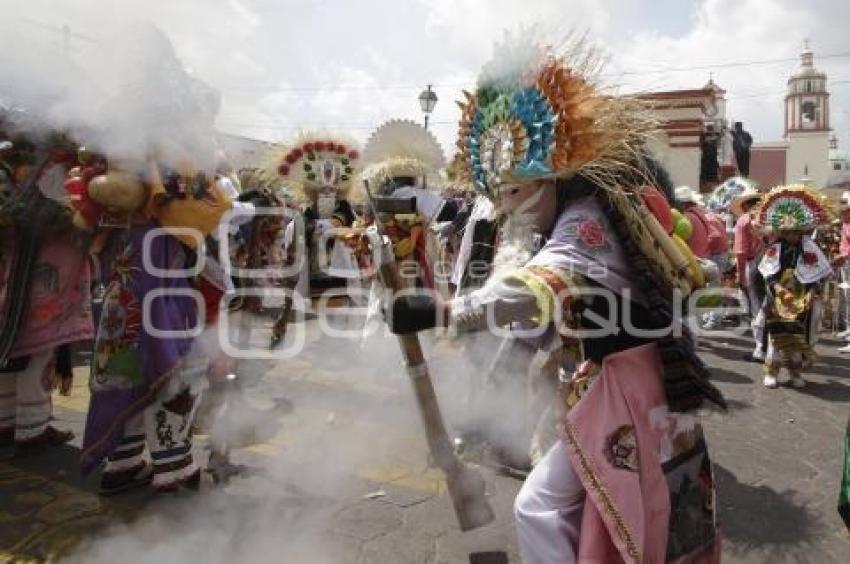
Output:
[418,84,438,130]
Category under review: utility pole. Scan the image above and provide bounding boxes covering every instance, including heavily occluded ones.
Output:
[20,18,97,58]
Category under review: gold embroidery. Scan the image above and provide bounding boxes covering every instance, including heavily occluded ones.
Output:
[527,265,575,318]
[561,421,641,563]
[562,361,600,409]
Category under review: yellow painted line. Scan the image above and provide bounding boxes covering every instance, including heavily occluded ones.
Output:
[387,469,446,495]
[242,430,297,456]
[0,550,41,563]
[54,363,446,494]
[236,404,445,494]
[357,461,415,484]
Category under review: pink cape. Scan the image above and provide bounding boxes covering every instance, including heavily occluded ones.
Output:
[2,236,94,358]
[560,344,721,563]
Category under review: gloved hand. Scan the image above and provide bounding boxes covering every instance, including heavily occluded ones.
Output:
[385,294,441,334]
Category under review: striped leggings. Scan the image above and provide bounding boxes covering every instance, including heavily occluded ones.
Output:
[104,357,207,489]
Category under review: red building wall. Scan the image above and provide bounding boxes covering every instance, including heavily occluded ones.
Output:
[750,147,787,189]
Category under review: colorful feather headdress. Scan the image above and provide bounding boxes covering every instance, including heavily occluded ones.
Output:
[755,184,834,232]
[455,30,657,200]
[360,119,445,187]
[268,132,361,202]
[707,176,759,213]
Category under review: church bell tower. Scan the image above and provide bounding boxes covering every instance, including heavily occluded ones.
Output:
[785,40,831,187]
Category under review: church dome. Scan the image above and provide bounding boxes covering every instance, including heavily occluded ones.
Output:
[789,41,826,81]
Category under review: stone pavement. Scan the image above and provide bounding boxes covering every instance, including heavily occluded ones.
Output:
[697,331,849,563]
[0,320,847,563]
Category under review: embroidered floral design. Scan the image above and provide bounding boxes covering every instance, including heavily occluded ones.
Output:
[605,425,639,472]
[91,239,144,391]
[562,215,613,254]
[578,219,607,248]
[766,246,779,258]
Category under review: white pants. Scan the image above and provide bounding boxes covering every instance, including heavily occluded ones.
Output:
[0,350,55,442]
[514,440,584,564]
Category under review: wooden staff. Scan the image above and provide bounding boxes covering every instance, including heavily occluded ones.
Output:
[364,181,494,531]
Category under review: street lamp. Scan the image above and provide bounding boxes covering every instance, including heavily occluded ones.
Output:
[418,84,438,130]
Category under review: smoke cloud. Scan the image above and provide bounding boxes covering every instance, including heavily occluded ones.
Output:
[0,17,220,172]
[62,309,537,562]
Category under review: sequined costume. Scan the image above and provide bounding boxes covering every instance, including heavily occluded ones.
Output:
[79,161,231,493]
[389,32,724,563]
[755,185,834,389]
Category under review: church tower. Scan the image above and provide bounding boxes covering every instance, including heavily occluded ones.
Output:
[785,40,831,187]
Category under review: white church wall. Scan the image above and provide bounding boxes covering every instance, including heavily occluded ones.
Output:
[786,131,830,187]
[647,134,701,189]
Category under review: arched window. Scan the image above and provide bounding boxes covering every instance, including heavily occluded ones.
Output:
[801,101,816,124]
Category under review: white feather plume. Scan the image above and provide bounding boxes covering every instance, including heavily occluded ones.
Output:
[361,119,445,171]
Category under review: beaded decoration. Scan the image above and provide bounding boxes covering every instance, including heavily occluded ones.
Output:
[755,184,834,232]
[270,132,361,201]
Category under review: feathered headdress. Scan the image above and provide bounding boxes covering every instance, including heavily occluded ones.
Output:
[455,30,656,200]
[707,176,759,213]
[360,119,445,187]
[755,184,834,232]
[268,132,361,202]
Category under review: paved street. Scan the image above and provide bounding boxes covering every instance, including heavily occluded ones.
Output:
[0,318,847,563]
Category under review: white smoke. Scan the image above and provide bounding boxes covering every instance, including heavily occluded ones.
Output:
[65,315,510,563]
[0,18,220,173]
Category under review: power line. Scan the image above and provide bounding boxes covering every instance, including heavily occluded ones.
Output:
[615,51,850,76]
[220,51,850,93]
[215,121,457,133]
[725,79,850,101]
[218,78,850,129]
[218,81,850,136]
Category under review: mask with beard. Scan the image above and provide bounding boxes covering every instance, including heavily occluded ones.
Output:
[491,182,557,276]
[491,211,540,277]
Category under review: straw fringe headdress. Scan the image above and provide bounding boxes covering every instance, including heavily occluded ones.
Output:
[455,30,657,199]
[360,119,445,187]
[456,30,706,294]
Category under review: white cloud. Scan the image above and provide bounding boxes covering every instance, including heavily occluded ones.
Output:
[2,0,849,160]
[611,0,842,147]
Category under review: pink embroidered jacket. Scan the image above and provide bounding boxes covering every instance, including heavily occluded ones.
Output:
[1,235,94,358]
